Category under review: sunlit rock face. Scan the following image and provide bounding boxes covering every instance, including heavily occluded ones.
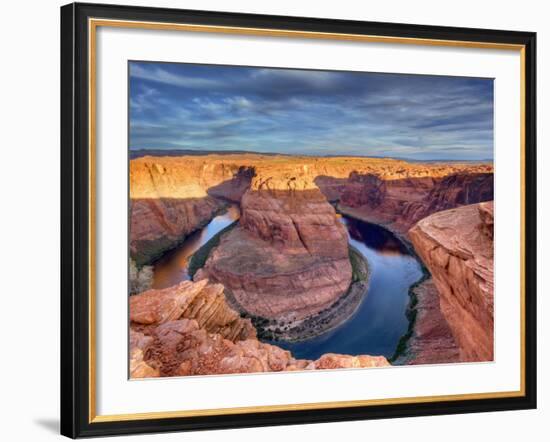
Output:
[129,279,389,378]
[197,172,353,322]
[239,189,349,259]
[129,330,159,378]
[339,173,435,232]
[129,157,257,265]
[130,279,257,342]
[409,202,494,362]
[130,159,226,265]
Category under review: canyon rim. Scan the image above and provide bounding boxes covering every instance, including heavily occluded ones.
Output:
[128,61,495,379]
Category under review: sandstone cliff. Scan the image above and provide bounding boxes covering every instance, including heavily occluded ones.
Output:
[409,202,494,362]
[131,154,491,204]
[393,279,461,365]
[339,171,493,236]
[130,279,257,342]
[129,158,236,265]
[130,197,225,266]
[129,280,389,378]
[196,171,352,322]
[130,154,492,264]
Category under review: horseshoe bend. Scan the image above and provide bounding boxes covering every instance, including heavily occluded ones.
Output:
[129,152,494,377]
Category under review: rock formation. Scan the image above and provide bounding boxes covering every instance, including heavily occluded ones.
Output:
[129,330,160,378]
[393,279,461,365]
[130,153,493,264]
[130,197,225,266]
[129,158,233,265]
[130,279,257,342]
[409,202,494,361]
[339,172,493,236]
[129,279,389,378]
[196,171,352,322]
[131,153,490,206]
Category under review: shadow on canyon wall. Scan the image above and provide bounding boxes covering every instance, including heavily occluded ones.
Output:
[206,166,256,202]
[130,165,494,266]
[130,196,227,266]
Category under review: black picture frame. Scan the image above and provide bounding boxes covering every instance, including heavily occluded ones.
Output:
[61,2,537,438]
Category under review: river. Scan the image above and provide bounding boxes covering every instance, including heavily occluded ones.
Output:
[151,204,423,360]
[151,205,240,289]
[272,216,423,360]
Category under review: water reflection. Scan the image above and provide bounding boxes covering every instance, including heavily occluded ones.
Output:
[345,217,410,256]
[152,205,240,289]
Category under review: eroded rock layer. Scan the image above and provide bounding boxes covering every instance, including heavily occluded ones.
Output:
[130,153,495,366]
[130,197,225,266]
[339,172,493,236]
[130,279,257,342]
[394,279,461,365]
[130,154,492,263]
[409,202,494,362]
[131,154,492,203]
[130,157,258,265]
[196,172,352,321]
[129,280,389,377]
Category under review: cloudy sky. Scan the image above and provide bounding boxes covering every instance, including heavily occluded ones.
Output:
[129,61,494,161]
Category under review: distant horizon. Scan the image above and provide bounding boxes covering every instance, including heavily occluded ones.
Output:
[130,62,494,161]
[129,147,493,163]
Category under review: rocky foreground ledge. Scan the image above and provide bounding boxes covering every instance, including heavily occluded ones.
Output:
[129,279,389,378]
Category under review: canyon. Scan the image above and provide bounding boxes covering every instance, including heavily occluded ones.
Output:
[130,154,492,264]
[129,152,495,376]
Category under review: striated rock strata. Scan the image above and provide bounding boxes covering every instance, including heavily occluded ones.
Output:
[196,172,352,322]
[339,172,493,236]
[130,279,257,342]
[130,197,225,266]
[129,280,389,378]
[409,202,494,362]
[129,159,237,265]
[130,154,492,263]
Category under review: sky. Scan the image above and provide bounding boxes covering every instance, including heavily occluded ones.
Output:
[129,61,494,161]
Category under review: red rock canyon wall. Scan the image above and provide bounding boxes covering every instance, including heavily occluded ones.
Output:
[409,202,494,361]
[196,172,353,321]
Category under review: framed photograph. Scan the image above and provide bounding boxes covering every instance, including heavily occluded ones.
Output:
[60,2,537,438]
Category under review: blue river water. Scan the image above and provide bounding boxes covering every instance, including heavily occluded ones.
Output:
[268,216,423,360]
[151,205,240,289]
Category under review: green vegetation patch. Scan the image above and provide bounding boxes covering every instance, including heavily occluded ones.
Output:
[349,245,369,282]
[187,221,238,278]
[388,272,427,363]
